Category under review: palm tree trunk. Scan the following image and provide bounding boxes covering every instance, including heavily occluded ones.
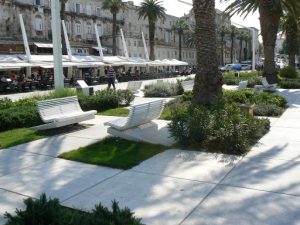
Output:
[60,0,67,55]
[149,21,155,60]
[179,33,182,61]
[259,2,280,84]
[239,39,242,63]
[286,17,298,67]
[230,36,234,63]
[221,37,224,66]
[192,0,223,105]
[112,13,117,56]
[244,40,248,60]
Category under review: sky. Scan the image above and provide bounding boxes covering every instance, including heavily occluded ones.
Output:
[127,0,260,30]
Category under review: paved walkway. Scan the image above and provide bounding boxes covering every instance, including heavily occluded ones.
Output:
[1,87,300,224]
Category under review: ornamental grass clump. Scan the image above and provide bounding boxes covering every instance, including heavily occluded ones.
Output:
[144,81,183,97]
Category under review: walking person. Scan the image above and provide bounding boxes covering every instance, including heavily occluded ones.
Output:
[107,66,116,90]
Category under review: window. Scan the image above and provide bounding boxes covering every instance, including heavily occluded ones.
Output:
[128,41,131,46]
[65,21,70,33]
[96,7,101,17]
[76,23,81,34]
[86,5,92,15]
[97,24,103,36]
[35,0,44,6]
[64,2,69,11]
[35,16,43,31]
[134,41,136,47]
[87,25,92,34]
[75,3,81,13]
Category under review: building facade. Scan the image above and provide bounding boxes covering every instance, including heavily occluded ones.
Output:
[0,0,257,66]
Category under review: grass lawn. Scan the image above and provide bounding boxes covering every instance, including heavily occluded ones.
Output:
[97,108,129,117]
[0,128,47,149]
[0,125,90,149]
[59,137,167,169]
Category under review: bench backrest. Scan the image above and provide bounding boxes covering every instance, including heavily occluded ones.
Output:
[37,96,83,123]
[125,100,165,129]
[238,80,248,90]
[181,80,194,91]
[261,77,270,87]
[127,81,142,92]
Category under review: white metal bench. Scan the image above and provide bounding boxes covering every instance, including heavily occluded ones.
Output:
[238,80,248,90]
[261,77,277,92]
[127,81,143,92]
[104,99,165,131]
[33,96,96,130]
[181,80,194,92]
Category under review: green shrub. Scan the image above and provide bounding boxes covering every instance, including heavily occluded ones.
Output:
[254,92,286,107]
[144,82,183,97]
[279,66,298,79]
[168,101,270,155]
[254,104,284,117]
[117,89,135,106]
[47,88,78,99]
[4,193,142,225]
[279,80,300,89]
[0,98,13,110]
[0,106,42,132]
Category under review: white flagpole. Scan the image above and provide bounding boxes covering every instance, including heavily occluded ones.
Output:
[19,14,31,63]
[142,32,149,61]
[120,28,129,59]
[51,0,64,89]
[62,20,73,61]
[94,24,104,60]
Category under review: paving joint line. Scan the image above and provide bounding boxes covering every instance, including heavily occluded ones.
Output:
[61,170,125,203]
[178,156,244,225]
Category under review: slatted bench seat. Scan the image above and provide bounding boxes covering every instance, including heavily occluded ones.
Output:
[127,81,143,92]
[181,80,194,92]
[32,96,96,130]
[104,99,165,131]
[261,77,277,92]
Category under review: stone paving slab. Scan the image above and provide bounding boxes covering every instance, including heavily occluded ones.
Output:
[0,190,26,225]
[0,158,122,202]
[62,170,215,225]
[132,150,241,183]
[246,141,300,161]
[221,157,300,196]
[272,118,300,128]
[9,135,100,157]
[181,185,300,225]
[258,127,300,143]
[0,150,52,177]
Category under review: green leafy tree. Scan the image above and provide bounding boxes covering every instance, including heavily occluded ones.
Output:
[102,0,126,56]
[184,26,195,48]
[224,0,300,83]
[172,18,190,61]
[138,0,166,60]
[192,0,223,105]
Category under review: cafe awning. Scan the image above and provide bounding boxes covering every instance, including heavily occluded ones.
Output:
[34,42,53,48]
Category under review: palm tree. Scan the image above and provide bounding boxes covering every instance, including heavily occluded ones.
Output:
[229,25,237,63]
[192,0,223,105]
[102,0,126,56]
[236,29,248,63]
[138,0,166,60]
[280,11,300,67]
[224,0,300,83]
[60,0,67,55]
[172,18,190,61]
[243,32,251,60]
[184,26,195,48]
[217,24,229,66]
